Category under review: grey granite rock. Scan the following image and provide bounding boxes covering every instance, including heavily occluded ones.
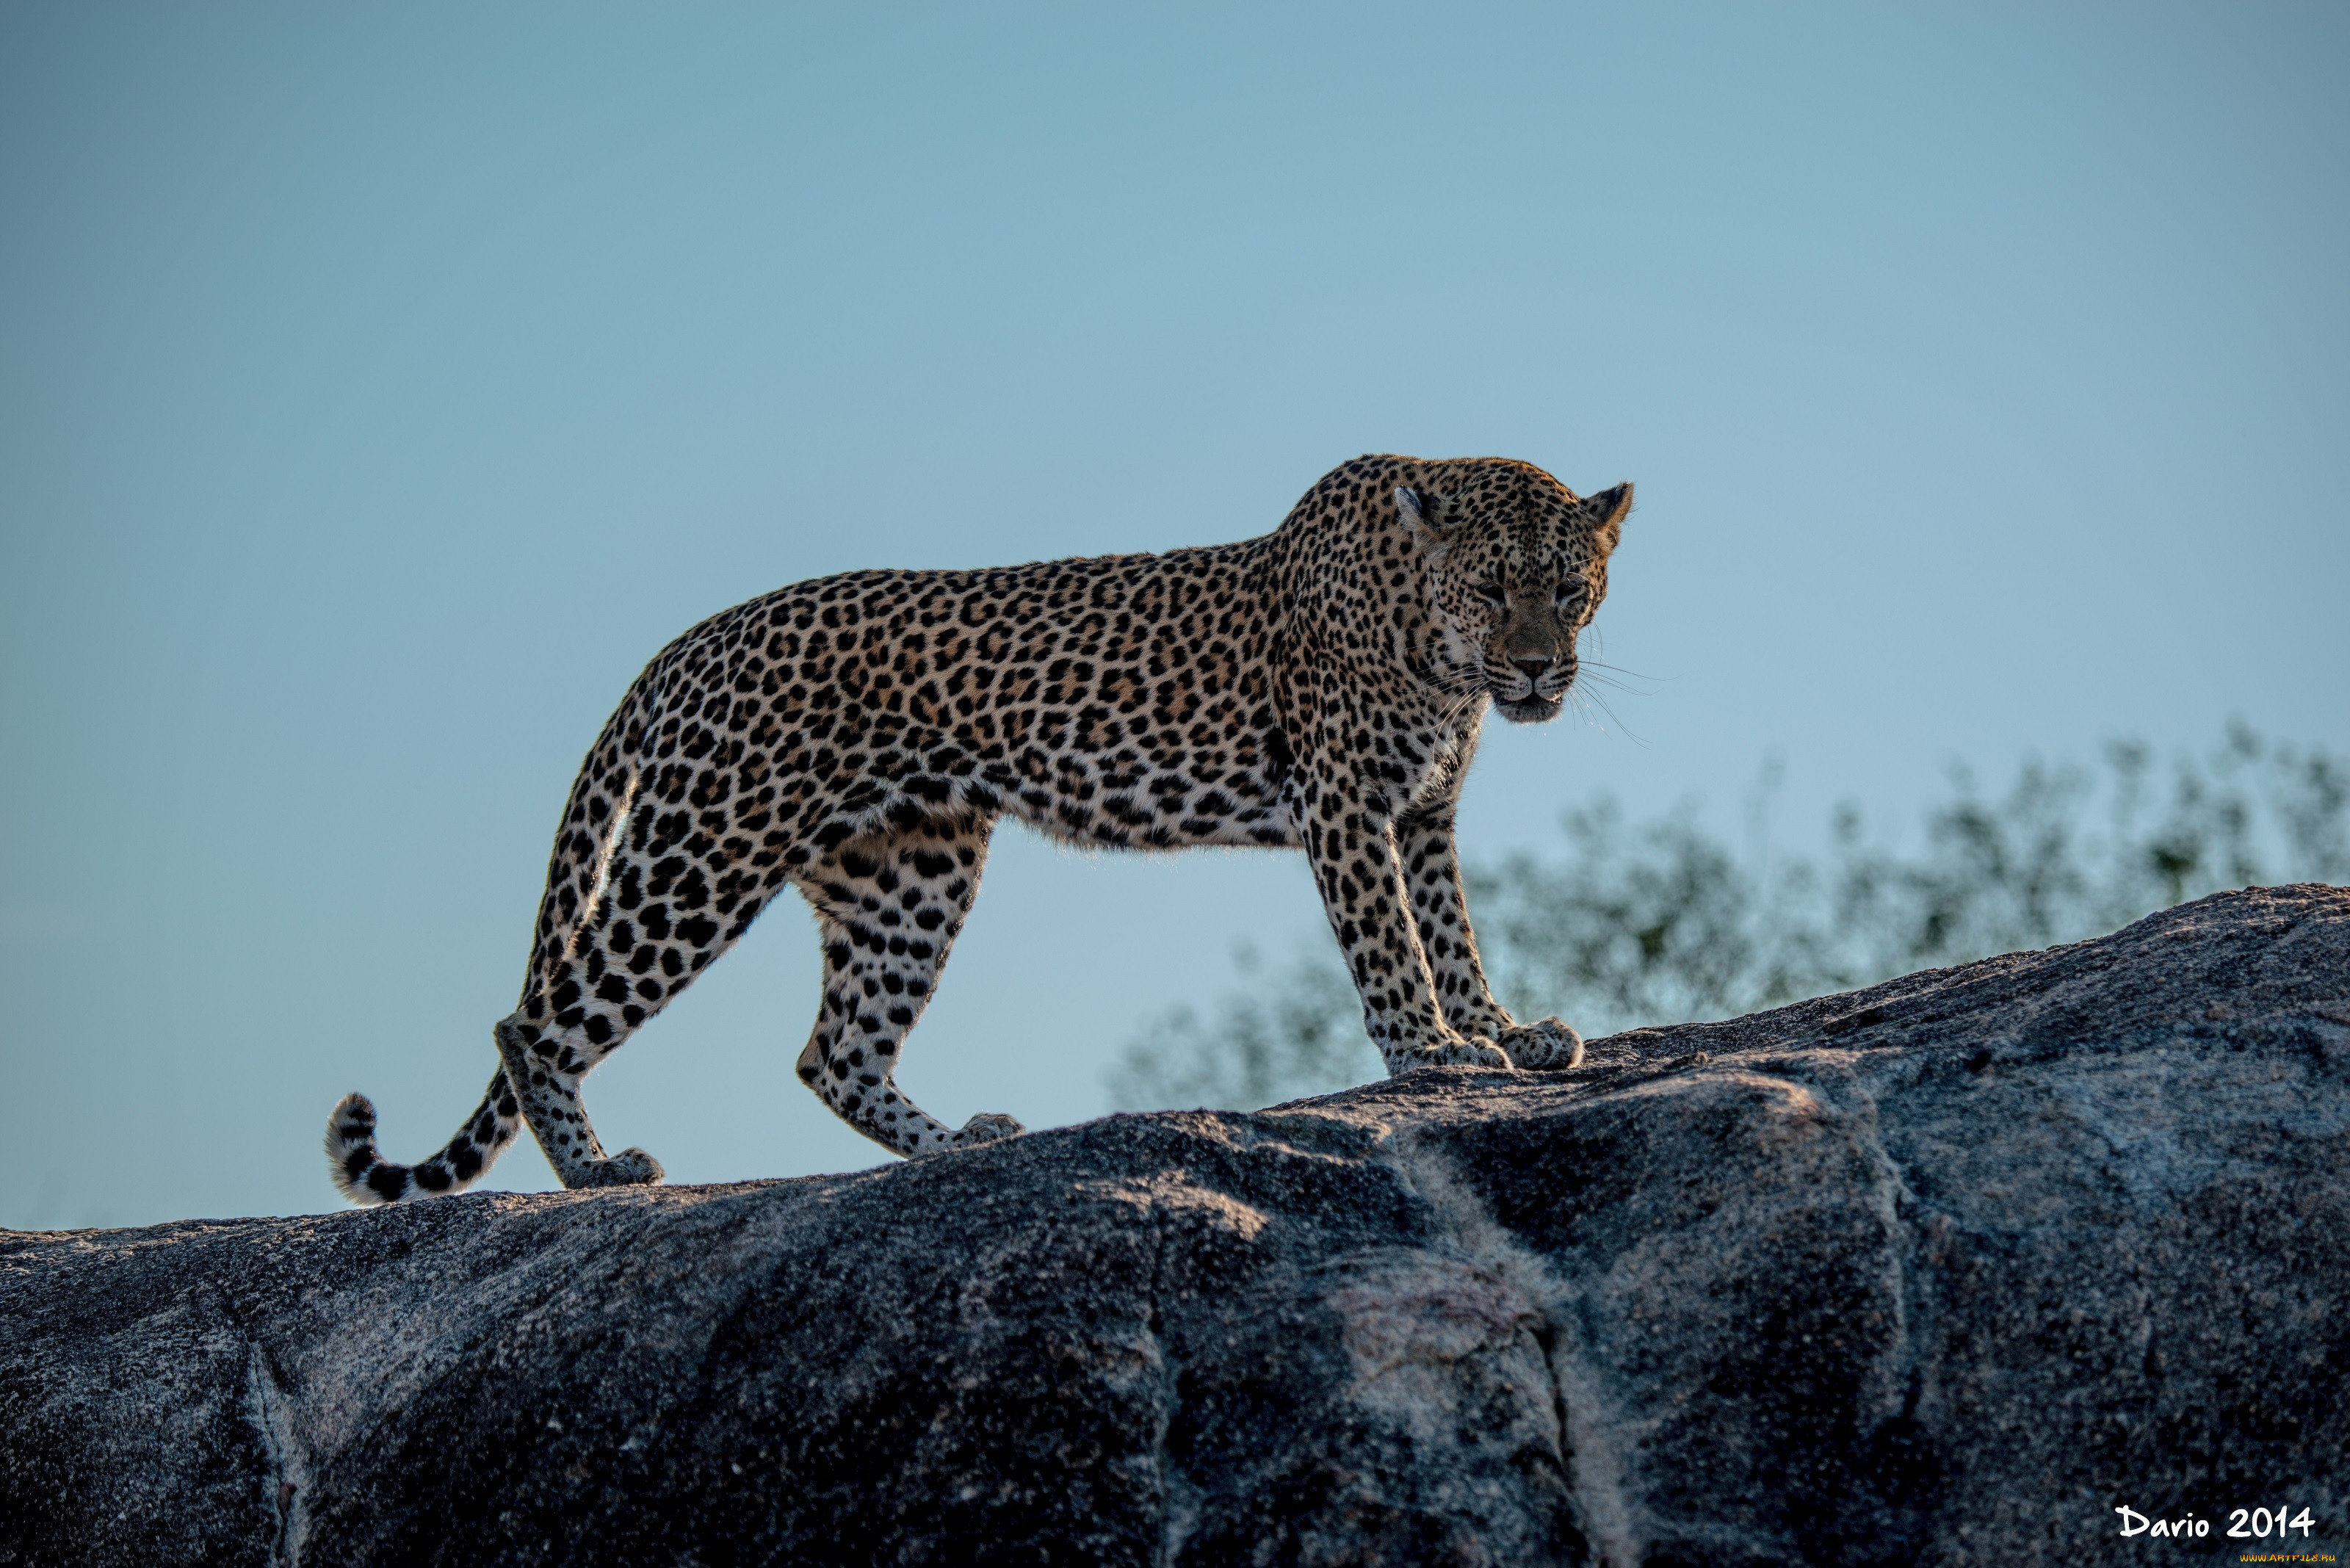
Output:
[4,884,2346,1567]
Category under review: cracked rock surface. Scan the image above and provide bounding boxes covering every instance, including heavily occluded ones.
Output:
[4,884,2347,1567]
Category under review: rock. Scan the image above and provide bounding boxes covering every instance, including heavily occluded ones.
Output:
[4,884,2347,1567]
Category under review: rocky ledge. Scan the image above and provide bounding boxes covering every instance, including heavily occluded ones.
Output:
[4,885,2348,1567]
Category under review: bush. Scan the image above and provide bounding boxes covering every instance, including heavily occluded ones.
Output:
[1105,723,2348,1113]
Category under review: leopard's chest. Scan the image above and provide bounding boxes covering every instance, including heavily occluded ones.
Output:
[1378,717,1475,818]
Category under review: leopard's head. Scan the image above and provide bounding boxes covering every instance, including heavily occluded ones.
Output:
[1397,469,1632,724]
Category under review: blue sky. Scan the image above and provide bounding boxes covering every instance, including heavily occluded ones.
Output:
[2,1,2343,1228]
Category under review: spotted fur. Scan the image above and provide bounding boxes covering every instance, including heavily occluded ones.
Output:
[326,455,1630,1203]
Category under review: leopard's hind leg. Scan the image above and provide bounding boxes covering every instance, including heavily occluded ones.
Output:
[491,674,790,1190]
[789,809,1021,1158]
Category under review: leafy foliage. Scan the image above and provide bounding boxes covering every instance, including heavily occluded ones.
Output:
[1105,724,2349,1112]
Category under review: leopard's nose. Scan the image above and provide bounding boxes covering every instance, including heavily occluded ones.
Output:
[1513,657,1551,683]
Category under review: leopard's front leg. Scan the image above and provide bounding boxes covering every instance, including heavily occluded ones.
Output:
[1394,803,1584,1072]
[1300,778,1508,1075]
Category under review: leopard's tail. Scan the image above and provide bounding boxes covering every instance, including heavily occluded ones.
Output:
[325,1065,524,1205]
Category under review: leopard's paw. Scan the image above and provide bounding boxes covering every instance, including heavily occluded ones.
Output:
[953,1112,1026,1148]
[1496,1017,1585,1072]
[577,1147,666,1188]
[1403,1038,1512,1072]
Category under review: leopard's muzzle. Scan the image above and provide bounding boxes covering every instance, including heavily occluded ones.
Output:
[1491,654,1572,724]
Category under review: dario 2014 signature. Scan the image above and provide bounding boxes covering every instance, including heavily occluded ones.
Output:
[2115,1503,2319,1542]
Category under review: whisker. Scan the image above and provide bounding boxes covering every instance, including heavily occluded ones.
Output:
[1576,669,1644,698]
[1577,658,1657,694]
[1566,679,1646,745]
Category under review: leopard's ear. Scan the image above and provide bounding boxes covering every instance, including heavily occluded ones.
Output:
[1582,482,1633,549]
[1395,487,1453,561]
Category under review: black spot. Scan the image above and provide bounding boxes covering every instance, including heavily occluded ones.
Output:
[678,915,720,947]
[450,1143,484,1180]
[1263,725,1294,784]
[366,1164,408,1202]
[414,1162,452,1192]
[911,850,955,879]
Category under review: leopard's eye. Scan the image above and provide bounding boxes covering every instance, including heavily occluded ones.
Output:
[1554,579,1588,609]
[1474,580,1508,608]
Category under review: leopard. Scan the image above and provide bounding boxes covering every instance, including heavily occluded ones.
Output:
[326,454,1631,1204]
